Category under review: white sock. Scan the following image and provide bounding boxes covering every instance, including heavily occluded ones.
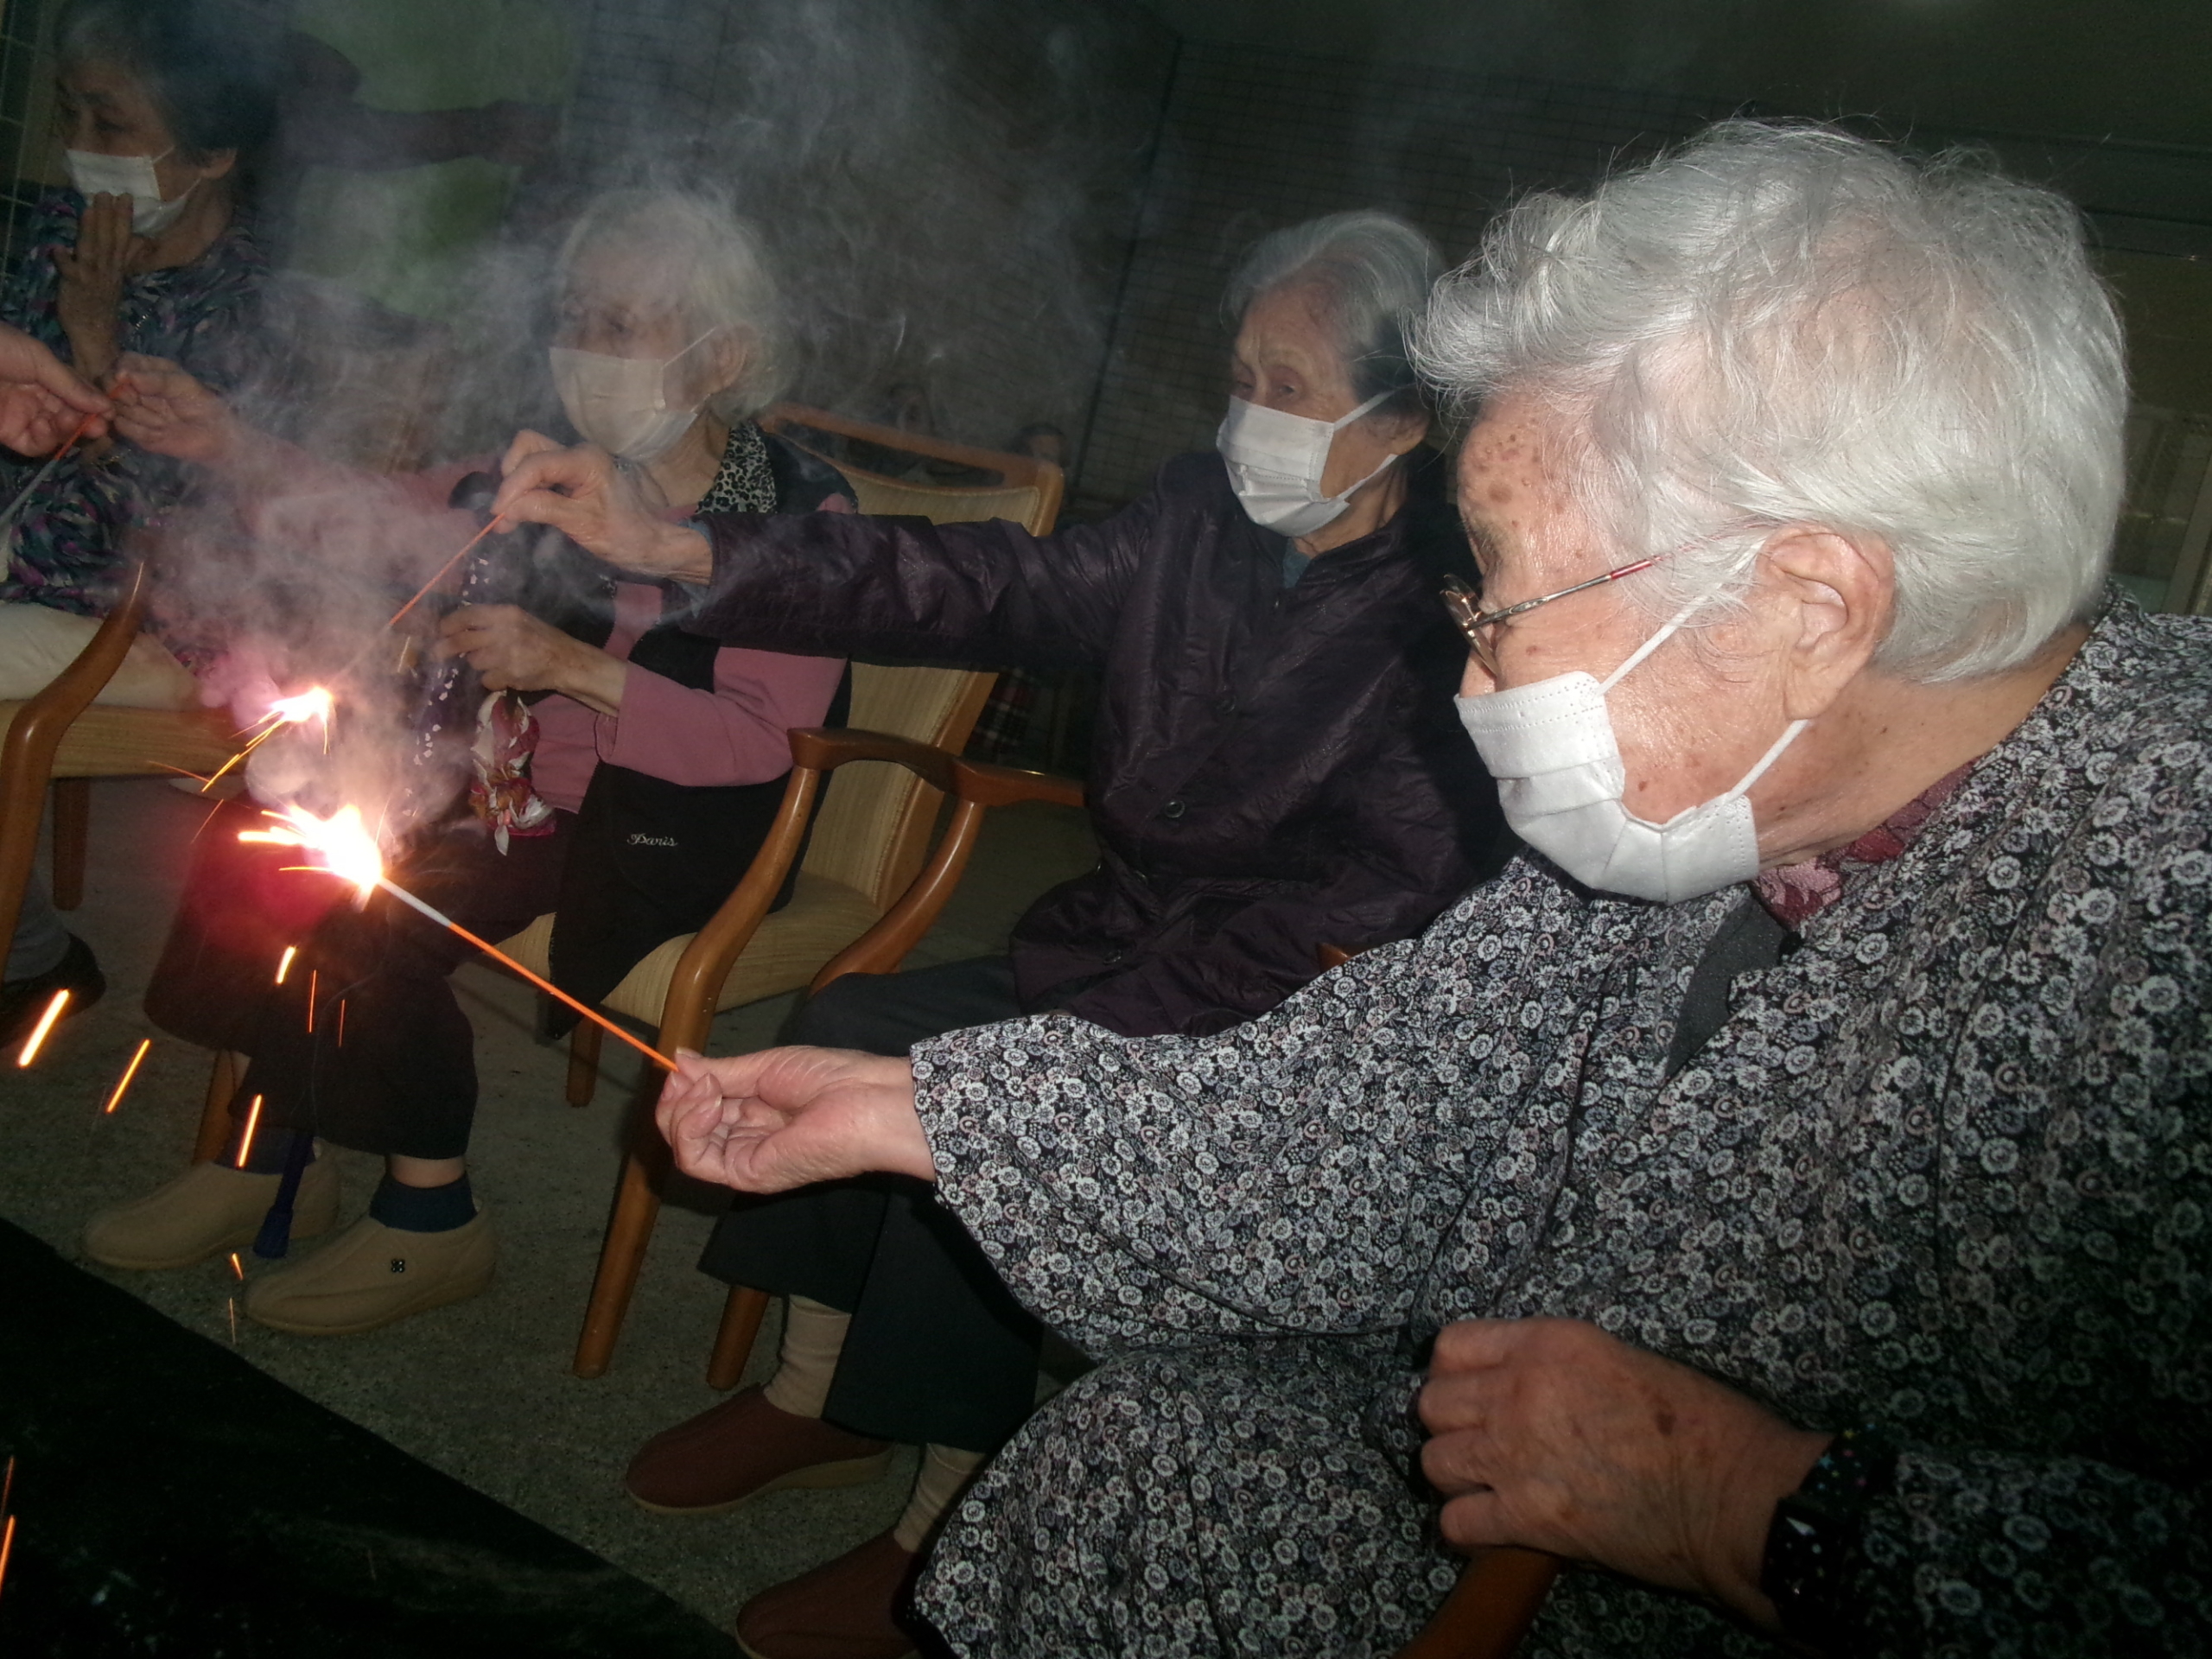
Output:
[891,1444,988,1552]
[760,1295,851,1419]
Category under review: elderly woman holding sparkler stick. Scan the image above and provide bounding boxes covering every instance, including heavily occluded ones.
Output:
[80,188,853,1338]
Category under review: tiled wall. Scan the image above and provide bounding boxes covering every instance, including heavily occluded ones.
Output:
[1071,43,1729,511]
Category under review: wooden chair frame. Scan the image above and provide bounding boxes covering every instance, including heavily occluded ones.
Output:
[569,732,1082,1382]
[760,403,1065,524]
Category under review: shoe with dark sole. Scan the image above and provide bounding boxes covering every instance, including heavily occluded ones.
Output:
[734,1530,920,1659]
[625,1386,892,1516]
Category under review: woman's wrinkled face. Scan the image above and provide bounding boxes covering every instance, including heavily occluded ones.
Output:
[1453,393,1786,824]
[1230,282,1408,499]
[55,59,226,201]
[556,243,745,408]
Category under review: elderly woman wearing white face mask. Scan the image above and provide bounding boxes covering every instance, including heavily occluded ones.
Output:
[490,209,1514,1659]
[81,188,852,1341]
[585,124,2211,1657]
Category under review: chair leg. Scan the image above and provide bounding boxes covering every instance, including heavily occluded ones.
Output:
[571,1071,672,1379]
[49,779,89,910]
[192,1050,240,1165]
[707,1286,772,1391]
[565,1020,602,1108]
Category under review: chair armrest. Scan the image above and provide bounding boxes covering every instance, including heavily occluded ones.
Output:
[653,726,966,1051]
[952,756,1083,811]
[0,560,154,950]
[1394,1548,1560,1659]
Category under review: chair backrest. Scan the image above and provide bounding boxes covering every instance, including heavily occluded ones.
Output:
[764,406,1061,910]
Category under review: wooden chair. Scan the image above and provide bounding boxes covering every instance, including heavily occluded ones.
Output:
[507,429,1060,1379]
[0,558,236,950]
[1397,1549,1560,1658]
[760,403,1064,526]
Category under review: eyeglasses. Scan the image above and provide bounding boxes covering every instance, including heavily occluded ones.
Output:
[1441,556,1660,678]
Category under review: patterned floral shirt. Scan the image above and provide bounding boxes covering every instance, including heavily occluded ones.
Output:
[0,191,267,616]
[911,594,2212,1655]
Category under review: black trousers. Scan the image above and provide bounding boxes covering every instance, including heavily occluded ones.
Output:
[144,798,574,1160]
[697,957,1043,1452]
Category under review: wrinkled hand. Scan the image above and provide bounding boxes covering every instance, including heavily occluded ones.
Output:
[110,353,238,466]
[492,430,712,580]
[656,1046,937,1192]
[51,194,142,379]
[0,322,105,454]
[437,603,626,714]
[1418,1319,1829,1630]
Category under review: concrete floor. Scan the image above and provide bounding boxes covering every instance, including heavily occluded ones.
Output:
[0,777,1096,1630]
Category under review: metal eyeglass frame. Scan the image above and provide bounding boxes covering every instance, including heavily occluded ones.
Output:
[1441,556,1659,678]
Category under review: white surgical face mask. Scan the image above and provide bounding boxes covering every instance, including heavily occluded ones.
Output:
[65,147,191,235]
[548,331,713,464]
[1454,601,1809,903]
[1217,391,1399,538]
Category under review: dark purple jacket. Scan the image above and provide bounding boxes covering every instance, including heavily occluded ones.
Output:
[687,448,1514,1038]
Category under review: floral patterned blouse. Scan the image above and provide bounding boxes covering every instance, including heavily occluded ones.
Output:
[0,190,267,616]
[905,594,2212,1656]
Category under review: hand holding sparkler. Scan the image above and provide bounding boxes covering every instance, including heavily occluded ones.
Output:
[0,321,106,455]
[492,430,712,582]
[654,1046,938,1192]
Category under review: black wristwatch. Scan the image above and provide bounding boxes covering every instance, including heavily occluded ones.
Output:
[1760,1423,1900,1649]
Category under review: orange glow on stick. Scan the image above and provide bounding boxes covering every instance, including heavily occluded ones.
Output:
[274,945,297,985]
[101,1037,152,1114]
[233,1094,264,1170]
[16,989,68,1066]
[243,804,673,1070]
[387,515,507,629]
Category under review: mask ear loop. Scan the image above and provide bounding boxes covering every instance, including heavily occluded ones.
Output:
[1599,595,1709,693]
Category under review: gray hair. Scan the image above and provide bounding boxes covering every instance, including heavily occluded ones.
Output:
[556,188,793,423]
[56,0,276,162]
[1417,121,2127,683]
[1225,210,1442,413]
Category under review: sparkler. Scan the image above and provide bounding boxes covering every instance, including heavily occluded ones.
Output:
[274,945,297,985]
[0,403,105,538]
[240,804,674,1071]
[101,1037,152,1115]
[16,990,68,1066]
[386,515,508,630]
[233,1094,265,1170]
[200,684,337,793]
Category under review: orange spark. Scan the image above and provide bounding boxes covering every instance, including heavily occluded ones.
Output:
[337,999,346,1047]
[16,989,68,1066]
[305,970,317,1033]
[241,804,385,898]
[228,1250,245,1281]
[203,686,339,793]
[233,1094,265,1170]
[2,1452,14,1513]
[0,1511,15,1607]
[101,1037,152,1114]
[226,1297,238,1345]
[274,945,297,985]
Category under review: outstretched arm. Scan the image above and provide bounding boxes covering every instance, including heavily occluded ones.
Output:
[656,1046,937,1191]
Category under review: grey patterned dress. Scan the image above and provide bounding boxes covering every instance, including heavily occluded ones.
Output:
[902,596,2212,1656]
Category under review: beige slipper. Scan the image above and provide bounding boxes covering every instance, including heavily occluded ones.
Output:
[84,1156,340,1271]
[245,1209,495,1336]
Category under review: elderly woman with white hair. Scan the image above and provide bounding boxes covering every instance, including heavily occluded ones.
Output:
[78,188,851,1337]
[549,124,2211,1654]
[498,209,1510,1656]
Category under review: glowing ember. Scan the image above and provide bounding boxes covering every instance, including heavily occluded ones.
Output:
[0,1511,15,1607]
[260,687,334,730]
[101,1037,152,1115]
[16,989,68,1066]
[240,804,386,897]
[228,1250,245,1281]
[234,1094,265,1170]
[274,945,297,985]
